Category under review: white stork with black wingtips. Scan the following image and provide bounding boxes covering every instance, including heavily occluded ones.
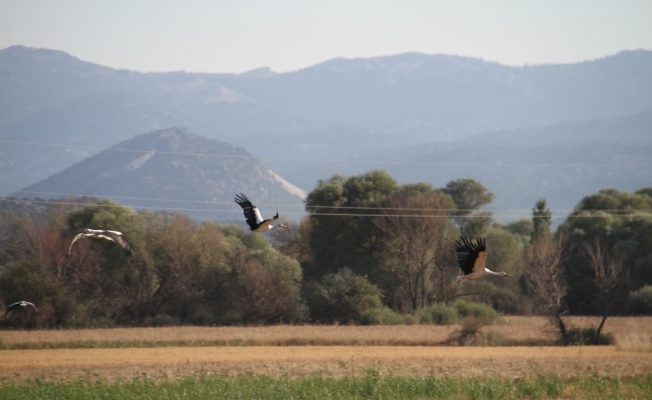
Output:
[450,236,514,285]
[234,193,289,238]
[68,229,133,256]
[4,301,40,318]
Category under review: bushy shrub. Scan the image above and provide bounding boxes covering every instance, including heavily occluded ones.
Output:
[453,299,499,325]
[146,314,179,327]
[304,268,382,324]
[360,306,404,325]
[460,279,527,315]
[189,310,215,326]
[418,303,460,325]
[215,311,244,326]
[628,285,652,315]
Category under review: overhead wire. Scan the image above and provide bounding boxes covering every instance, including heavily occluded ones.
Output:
[1,139,650,220]
[1,189,650,214]
[1,198,650,219]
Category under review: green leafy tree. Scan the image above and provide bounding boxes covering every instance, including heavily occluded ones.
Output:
[304,170,399,281]
[0,207,103,327]
[148,213,202,323]
[0,258,62,327]
[504,219,533,239]
[66,200,155,324]
[442,178,494,236]
[372,187,456,310]
[559,187,652,313]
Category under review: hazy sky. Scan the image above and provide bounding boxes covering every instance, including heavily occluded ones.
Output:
[2,1,651,74]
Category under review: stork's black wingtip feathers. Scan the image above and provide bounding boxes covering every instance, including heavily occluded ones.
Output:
[234,192,249,201]
[234,193,254,208]
[455,236,486,252]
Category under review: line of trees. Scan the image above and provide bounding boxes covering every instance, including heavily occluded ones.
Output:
[0,199,304,327]
[1,171,651,333]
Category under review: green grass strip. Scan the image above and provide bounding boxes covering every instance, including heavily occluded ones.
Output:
[1,372,650,400]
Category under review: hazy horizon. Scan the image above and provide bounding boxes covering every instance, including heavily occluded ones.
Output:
[2,1,651,74]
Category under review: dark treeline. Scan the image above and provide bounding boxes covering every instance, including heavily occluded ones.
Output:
[1,171,651,335]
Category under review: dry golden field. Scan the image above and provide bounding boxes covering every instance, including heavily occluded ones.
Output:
[0,317,650,381]
[0,346,651,381]
[0,316,650,348]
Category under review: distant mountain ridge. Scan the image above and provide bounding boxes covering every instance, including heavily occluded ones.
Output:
[14,128,306,221]
[2,46,652,222]
[3,45,652,140]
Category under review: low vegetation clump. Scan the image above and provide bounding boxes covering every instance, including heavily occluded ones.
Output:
[453,299,499,324]
[359,306,404,325]
[628,285,652,315]
[304,268,382,325]
[417,303,461,325]
[0,372,650,400]
[561,328,614,346]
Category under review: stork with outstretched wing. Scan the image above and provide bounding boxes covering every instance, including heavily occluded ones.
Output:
[4,301,39,318]
[234,193,289,237]
[450,236,514,284]
[68,229,133,256]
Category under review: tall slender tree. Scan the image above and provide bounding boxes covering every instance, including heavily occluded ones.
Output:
[531,198,552,242]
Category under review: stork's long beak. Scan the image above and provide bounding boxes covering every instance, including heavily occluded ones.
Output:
[505,273,514,279]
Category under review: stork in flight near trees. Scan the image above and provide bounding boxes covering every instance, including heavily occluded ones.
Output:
[234,193,289,238]
[68,229,133,256]
[450,236,514,285]
[4,301,40,318]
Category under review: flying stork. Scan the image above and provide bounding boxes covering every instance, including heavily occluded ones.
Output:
[450,236,514,285]
[68,229,133,256]
[4,301,40,318]
[234,193,289,237]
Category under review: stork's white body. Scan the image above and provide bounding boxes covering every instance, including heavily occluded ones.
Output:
[453,267,509,284]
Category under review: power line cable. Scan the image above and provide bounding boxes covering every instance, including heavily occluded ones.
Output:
[2,189,649,214]
[1,198,650,219]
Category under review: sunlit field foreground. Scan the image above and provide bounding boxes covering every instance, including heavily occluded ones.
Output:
[0,317,650,383]
[1,345,651,382]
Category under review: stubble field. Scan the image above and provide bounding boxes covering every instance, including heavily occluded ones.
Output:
[0,316,650,382]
